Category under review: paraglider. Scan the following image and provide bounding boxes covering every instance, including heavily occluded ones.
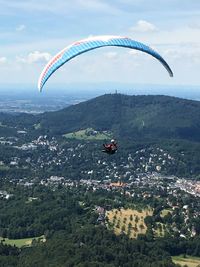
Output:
[102,139,118,155]
[38,35,173,156]
[38,35,173,91]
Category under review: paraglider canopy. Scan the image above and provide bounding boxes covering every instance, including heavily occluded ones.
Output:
[38,35,173,91]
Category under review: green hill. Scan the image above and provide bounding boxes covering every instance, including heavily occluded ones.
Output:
[1,94,200,143]
[36,94,200,142]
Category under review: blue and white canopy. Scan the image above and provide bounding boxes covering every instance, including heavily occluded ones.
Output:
[38,35,173,91]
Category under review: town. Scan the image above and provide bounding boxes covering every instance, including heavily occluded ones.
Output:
[0,132,200,241]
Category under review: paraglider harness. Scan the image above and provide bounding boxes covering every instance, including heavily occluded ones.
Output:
[102,141,118,155]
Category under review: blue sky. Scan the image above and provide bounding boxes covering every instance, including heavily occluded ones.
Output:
[0,0,200,89]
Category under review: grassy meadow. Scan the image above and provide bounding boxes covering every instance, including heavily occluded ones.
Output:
[0,235,46,248]
[63,128,112,140]
[172,255,200,267]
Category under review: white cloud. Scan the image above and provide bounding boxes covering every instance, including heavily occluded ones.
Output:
[188,21,200,30]
[164,46,200,64]
[105,52,118,59]
[130,20,158,33]
[16,51,51,64]
[0,57,7,64]
[0,0,122,16]
[163,49,182,60]
[77,0,112,11]
[16,24,26,32]
[129,50,140,55]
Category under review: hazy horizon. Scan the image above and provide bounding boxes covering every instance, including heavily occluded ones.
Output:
[0,82,200,101]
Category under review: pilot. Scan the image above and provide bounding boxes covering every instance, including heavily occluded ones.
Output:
[102,139,117,154]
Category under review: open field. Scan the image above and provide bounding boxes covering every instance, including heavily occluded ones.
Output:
[154,222,165,237]
[106,208,153,238]
[0,235,46,248]
[0,165,10,171]
[160,208,172,217]
[34,123,41,129]
[63,128,112,140]
[172,255,200,267]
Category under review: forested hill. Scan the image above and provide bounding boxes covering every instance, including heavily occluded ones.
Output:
[1,93,200,142]
[36,94,200,141]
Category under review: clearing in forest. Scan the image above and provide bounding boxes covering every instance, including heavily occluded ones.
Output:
[0,235,46,248]
[172,255,200,267]
[63,128,112,140]
[106,208,153,238]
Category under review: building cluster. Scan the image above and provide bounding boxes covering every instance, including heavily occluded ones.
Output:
[0,133,200,238]
[175,178,200,197]
[0,190,13,199]
[94,206,106,224]
[0,134,190,189]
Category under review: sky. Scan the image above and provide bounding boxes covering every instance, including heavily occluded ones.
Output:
[0,0,200,90]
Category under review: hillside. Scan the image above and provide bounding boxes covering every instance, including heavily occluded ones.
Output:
[0,94,200,266]
[1,94,200,143]
[35,94,200,142]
